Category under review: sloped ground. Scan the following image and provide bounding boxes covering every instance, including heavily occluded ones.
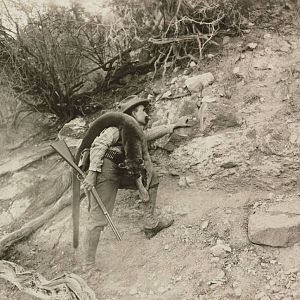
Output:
[1,8,300,300]
[1,176,300,300]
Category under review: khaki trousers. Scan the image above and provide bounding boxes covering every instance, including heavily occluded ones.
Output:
[86,158,159,232]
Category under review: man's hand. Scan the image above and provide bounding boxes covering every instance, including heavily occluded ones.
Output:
[82,171,97,191]
[174,116,191,130]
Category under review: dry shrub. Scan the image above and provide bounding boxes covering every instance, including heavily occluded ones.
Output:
[0,0,271,122]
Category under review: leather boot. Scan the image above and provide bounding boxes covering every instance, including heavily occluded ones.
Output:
[143,186,159,229]
[143,185,174,238]
[84,227,101,271]
[143,217,174,239]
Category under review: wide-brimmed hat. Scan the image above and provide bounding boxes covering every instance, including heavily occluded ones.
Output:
[118,95,149,114]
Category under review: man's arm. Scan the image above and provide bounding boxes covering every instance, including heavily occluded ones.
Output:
[145,124,175,141]
[82,127,119,190]
[145,116,191,142]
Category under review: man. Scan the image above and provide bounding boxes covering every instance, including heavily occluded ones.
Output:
[82,95,190,270]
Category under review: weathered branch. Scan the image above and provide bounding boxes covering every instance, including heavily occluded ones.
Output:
[0,193,71,258]
[0,260,98,300]
[149,34,210,44]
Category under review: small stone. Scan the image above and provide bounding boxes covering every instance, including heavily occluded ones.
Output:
[164,245,169,250]
[233,67,240,74]
[232,67,244,78]
[170,77,177,84]
[216,270,225,279]
[170,170,180,176]
[269,280,276,286]
[177,211,188,217]
[162,90,172,98]
[185,72,214,92]
[225,209,232,214]
[223,36,231,45]
[247,268,256,275]
[261,262,268,268]
[210,242,231,258]
[210,245,226,257]
[190,61,197,67]
[207,54,214,59]
[183,68,193,75]
[247,42,258,50]
[178,177,187,187]
[201,95,218,103]
[129,288,138,295]
[186,176,196,186]
[201,220,209,230]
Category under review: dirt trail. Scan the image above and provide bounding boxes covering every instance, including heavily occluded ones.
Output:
[2,174,296,300]
[84,180,253,300]
[0,177,247,299]
[69,180,300,300]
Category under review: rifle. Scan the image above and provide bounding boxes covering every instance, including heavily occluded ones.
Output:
[50,140,122,243]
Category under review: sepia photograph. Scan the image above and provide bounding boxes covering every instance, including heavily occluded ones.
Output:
[0,0,300,299]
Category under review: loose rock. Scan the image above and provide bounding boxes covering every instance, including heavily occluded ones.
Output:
[210,240,231,258]
[185,72,214,93]
[58,117,87,147]
[247,42,258,50]
[248,211,300,247]
[201,220,209,230]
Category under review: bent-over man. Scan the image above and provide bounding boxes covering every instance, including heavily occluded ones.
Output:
[82,95,190,271]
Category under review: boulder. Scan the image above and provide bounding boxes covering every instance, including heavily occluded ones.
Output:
[58,118,88,148]
[197,101,241,134]
[248,200,300,247]
[170,131,254,176]
[150,97,198,151]
[185,72,215,93]
[255,122,291,156]
[289,122,300,145]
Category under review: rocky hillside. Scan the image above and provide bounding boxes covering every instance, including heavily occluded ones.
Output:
[1,7,300,300]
